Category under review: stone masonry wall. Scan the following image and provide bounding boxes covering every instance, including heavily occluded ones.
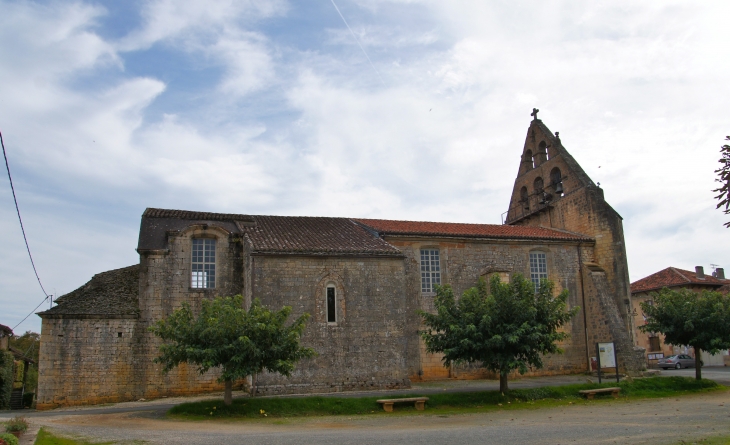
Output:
[583,269,646,373]
[388,238,590,381]
[37,318,139,409]
[133,224,243,400]
[251,255,412,395]
[506,120,641,373]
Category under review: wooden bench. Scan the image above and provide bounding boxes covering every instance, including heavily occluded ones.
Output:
[579,387,621,400]
[376,397,429,412]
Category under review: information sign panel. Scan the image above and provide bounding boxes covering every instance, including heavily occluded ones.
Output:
[598,342,616,368]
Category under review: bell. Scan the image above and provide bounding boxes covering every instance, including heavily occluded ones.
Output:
[555,182,564,194]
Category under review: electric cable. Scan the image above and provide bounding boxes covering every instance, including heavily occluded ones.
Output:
[1,131,51,330]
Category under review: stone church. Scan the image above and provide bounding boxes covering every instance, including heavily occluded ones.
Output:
[36,114,645,409]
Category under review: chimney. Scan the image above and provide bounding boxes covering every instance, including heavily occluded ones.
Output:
[716,268,725,280]
[695,266,705,279]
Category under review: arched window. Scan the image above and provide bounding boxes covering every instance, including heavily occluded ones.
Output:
[420,248,441,293]
[524,149,534,171]
[326,284,336,323]
[192,238,216,288]
[538,141,548,164]
[529,251,548,292]
[550,167,563,196]
[533,177,544,194]
[520,186,529,211]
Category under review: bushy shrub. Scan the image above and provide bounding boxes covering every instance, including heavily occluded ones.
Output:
[0,351,13,410]
[0,432,19,445]
[22,392,34,408]
[4,416,28,433]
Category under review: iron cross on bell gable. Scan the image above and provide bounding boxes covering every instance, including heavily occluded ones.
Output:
[531,108,539,120]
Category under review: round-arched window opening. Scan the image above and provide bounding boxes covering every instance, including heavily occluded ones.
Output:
[524,149,534,170]
[550,167,563,196]
[326,284,337,323]
[520,186,529,211]
[533,177,544,193]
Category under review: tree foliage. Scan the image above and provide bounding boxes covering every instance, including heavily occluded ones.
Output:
[714,136,730,228]
[149,295,316,404]
[0,350,14,410]
[419,274,579,392]
[9,331,40,392]
[639,288,730,380]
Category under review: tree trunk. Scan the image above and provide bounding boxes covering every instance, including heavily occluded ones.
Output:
[251,373,258,398]
[695,348,702,381]
[224,379,233,406]
[499,371,509,393]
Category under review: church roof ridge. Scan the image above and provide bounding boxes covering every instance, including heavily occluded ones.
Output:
[353,218,593,242]
[143,207,254,222]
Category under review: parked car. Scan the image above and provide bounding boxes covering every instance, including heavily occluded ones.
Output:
[657,354,701,369]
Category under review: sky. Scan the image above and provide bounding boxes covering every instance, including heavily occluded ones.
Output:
[1,0,729,333]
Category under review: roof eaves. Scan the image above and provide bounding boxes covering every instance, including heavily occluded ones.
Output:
[379,232,593,243]
[251,249,405,258]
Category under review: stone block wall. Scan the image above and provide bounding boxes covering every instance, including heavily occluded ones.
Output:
[582,268,645,373]
[37,316,226,409]
[133,224,243,399]
[250,255,413,394]
[37,318,139,409]
[389,238,590,380]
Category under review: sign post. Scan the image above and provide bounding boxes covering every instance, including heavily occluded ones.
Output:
[596,342,619,384]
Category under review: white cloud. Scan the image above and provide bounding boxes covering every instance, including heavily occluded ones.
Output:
[118,0,287,51]
[3,0,730,332]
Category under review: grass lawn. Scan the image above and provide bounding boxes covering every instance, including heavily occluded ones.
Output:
[33,427,137,445]
[168,376,723,420]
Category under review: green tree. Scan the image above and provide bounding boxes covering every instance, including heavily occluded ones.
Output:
[715,136,730,228]
[149,295,316,405]
[640,288,730,380]
[0,350,13,410]
[9,331,40,392]
[420,274,579,393]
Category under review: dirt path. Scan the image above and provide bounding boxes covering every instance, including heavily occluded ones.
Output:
[30,390,730,445]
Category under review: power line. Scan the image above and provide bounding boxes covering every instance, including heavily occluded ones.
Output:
[12,297,50,331]
[1,131,51,330]
[329,0,386,86]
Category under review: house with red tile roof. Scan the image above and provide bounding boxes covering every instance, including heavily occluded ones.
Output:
[0,323,12,351]
[36,113,645,409]
[631,266,730,367]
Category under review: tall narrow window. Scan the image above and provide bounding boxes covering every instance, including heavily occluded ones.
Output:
[550,167,563,196]
[520,186,530,211]
[421,249,441,293]
[326,285,336,323]
[529,252,547,292]
[192,239,216,288]
[524,149,534,170]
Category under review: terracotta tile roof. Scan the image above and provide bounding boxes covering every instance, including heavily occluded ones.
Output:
[354,218,593,242]
[140,208,591,256]
[245,216,403,256]
[630,267,730,294]
[38,265,140,319]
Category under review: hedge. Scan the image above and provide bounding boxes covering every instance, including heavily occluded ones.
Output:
[0,350,14,410]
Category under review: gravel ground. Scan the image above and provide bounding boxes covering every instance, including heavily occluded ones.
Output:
[30,391,730,445]
[3,369,730,444]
